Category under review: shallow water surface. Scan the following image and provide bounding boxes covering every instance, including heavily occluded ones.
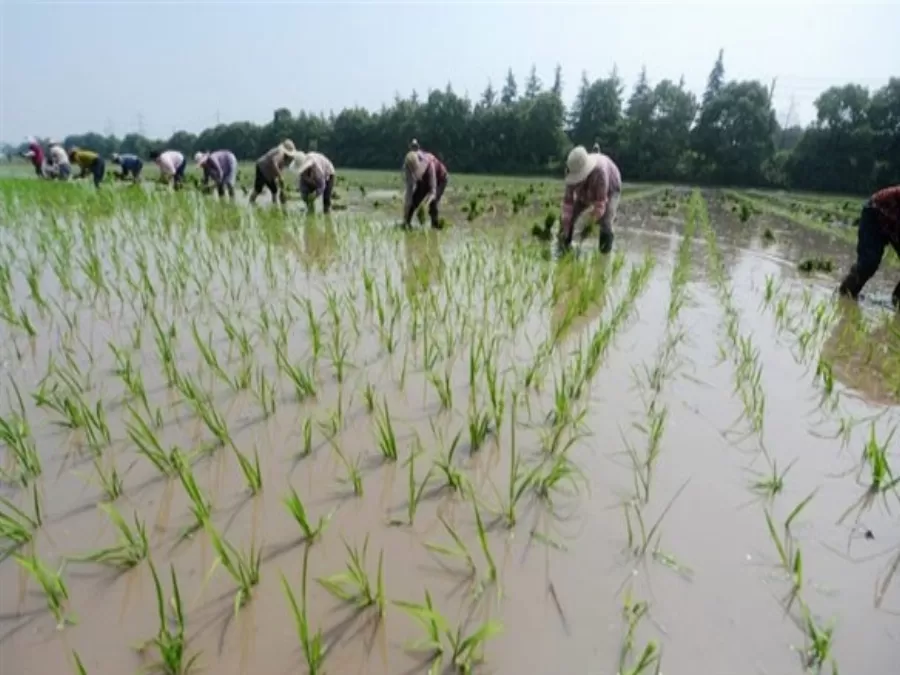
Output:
[0,185,898,675]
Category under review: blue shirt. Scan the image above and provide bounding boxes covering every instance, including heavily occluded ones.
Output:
[116,154,143,172]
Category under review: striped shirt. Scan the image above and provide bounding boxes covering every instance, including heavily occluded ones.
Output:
[561,154,622,228]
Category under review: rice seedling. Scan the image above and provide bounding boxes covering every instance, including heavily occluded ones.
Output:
[859,423,899,494]
[91,456,125,502]
[393,439,433,526]
[374,397,399,461]
[317,535,386,615]
[0,383,42,484]
[127,406,180,475]
[232,444,262,494]
[431,423,467,492]
[139,560,200,674]
[0,486,42,557]
[173,452,212,537]
[332,445,364,496]
[363,380,376,413]
[749,458,796,498]
[533,452,588,506]
[72,650,88,675]
[14,551,75,627]
[428,367,454,410]
[283,487,331,542]
[274,343,317,400]
[70,503,148,569]
[252,367,277,417]
[800,603,837,673]
[395,591,503,675]
[204,523,261,614]
[281,545,327,674]
[467,405,492,453]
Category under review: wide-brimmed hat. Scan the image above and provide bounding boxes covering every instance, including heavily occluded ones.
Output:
[565,146,600,186]
[280,139,298,158]
[404,151,426,180]
[194,151,209,165]
[291,151,311,173]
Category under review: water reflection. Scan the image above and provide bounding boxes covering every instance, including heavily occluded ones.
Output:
[821,299,900,405]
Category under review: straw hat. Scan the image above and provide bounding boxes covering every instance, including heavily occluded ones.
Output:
[565,146,600,186]
[291,152,312,174]
[194,151,209,165]
[404,151,426,180]
[280,139,298,158]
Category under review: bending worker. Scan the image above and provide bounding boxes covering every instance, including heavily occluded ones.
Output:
[838,184,900,307]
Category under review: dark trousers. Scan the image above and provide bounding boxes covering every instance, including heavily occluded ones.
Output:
[301,175,334,213]
[173,158,187,188]
[406,174,448,228]
[839,203,900,303]
[90,158,106,188]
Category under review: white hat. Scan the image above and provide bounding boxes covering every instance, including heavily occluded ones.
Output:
[280,139,298,158]
[565,146,600,186]
[291,151,311,173]
[194,151,209,165]
[112,153,121,162]
[26,136,37,145]
[404,151,426,180]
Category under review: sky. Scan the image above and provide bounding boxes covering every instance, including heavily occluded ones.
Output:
[1,0,897,144]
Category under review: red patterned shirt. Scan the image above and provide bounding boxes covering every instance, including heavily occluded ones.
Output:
[871,185,900,241]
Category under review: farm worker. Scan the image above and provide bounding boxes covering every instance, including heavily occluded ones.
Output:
[409,138,420,151]
[403,149,448,230]
[21,137,45,177]
[838,185,900,307]
[150,149,187,189]
[47,141,71,180]
[559,145,622,254]
[195,150,238,199]
[68,147,106,188]
[592,142,601,153]
[251,140,300,205]
[111,153,144,182]
[293,151,336,214]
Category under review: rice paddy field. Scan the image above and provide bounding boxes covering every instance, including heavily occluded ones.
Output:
[1,172,898,675]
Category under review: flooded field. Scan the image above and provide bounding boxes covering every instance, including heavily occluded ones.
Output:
[1,177,898,675]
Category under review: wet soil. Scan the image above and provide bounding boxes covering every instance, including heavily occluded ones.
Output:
[0,182,898,675]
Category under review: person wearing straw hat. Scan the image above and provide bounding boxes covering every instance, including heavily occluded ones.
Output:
[293,151,336,214]
[111,153,144,182]
[195,149,238,199]
[68,146,106,188]
[838,184,900,308]
[251,139,300,205]
[559,145,622,253]
[402,148,448,230]
[150,149,187,189]
[21,137,46,178]
[47,141,71,180]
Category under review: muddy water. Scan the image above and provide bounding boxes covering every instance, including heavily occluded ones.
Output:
[0,187,898,675]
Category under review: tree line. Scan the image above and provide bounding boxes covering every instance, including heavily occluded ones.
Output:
[12,51,900,195]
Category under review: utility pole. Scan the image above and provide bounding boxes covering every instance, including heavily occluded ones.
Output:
[216,109,221,125]
[137,113,145,136]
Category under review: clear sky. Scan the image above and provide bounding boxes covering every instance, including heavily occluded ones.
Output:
[1,0,896,143]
